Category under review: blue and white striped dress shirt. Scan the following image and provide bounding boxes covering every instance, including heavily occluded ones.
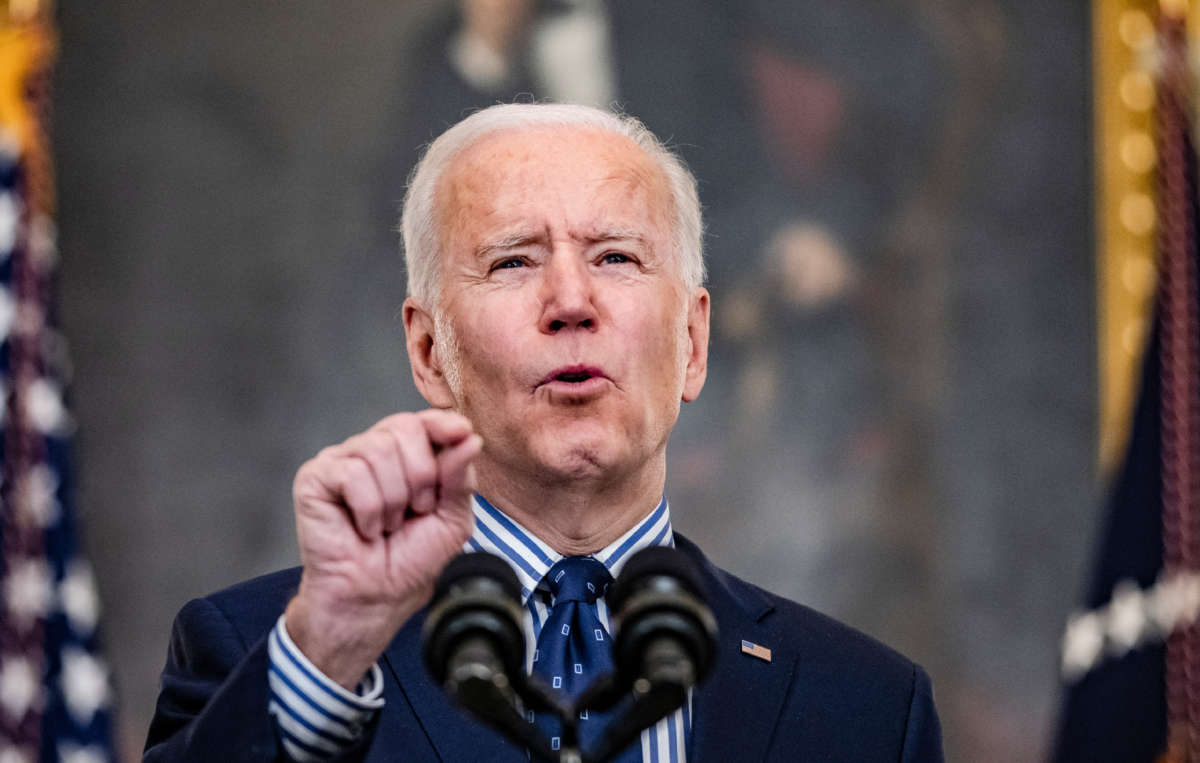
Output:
[268,494,690,762]
[267,615,384,760]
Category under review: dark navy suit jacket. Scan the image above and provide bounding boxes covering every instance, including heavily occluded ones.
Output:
[144,535,943,762]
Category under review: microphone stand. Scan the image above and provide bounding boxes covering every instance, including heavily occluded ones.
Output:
[443,636,569,761]
[519,652,693,763]
[575,636,694,763]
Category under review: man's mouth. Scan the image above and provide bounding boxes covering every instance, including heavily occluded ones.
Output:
[539,365,609,387]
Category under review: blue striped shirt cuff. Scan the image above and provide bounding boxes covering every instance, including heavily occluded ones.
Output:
[266,615,385,762]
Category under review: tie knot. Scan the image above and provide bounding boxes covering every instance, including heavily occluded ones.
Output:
[545,556,611,603]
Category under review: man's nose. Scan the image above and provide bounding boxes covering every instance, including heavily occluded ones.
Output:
[538,252,598,334]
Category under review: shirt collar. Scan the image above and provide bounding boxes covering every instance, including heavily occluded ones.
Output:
[463,493,674,605]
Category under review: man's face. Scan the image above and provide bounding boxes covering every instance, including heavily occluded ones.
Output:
[409,126,709,488]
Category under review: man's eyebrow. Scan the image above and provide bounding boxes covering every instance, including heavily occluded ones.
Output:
[578,227,649,245]
[474,231,546,257]
[475,228,648,256]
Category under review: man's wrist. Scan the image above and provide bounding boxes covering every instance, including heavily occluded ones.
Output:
[282,591,400,690]
[267,615,384,762]
[275,614,385,704]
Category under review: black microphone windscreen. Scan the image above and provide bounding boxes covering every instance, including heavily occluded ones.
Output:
[434,551,522,602]
[609,546,704,611]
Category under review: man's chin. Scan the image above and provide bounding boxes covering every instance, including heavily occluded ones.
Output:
[525,433,628,483]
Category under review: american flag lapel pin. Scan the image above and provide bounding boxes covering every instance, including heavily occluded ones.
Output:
[741,639,772,662]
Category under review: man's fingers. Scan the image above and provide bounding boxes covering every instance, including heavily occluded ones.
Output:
[376,410,477,512]
[386,423,440,515]
[373,410,471,447]
[332,456,386,540]
[295,410,479,542]
[415,409,475,447]
[340,431,410,522]
[437,433,484,505]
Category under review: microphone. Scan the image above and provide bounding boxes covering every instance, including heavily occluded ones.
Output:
[582,546,718,762]
[608,546,717,688]
[422,547,718,763]
[422,552,556,756]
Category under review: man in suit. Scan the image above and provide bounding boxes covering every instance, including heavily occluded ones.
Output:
[144,103,943,762]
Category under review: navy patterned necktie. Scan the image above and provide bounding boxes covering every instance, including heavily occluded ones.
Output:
[531,555,637,759]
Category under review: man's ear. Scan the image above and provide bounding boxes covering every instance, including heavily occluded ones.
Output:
[403,297,456,409]
[681,287,710,403]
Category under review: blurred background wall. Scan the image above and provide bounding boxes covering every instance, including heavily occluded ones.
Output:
[52,0,1094,759]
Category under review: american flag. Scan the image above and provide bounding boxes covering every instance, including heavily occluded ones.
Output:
[0,10,117,763]
[740,640,772,663]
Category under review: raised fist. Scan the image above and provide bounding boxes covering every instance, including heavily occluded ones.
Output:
[283,409,482,688]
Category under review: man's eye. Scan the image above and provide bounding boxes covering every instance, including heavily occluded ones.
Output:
[600,252,632,265]
[492,258,526,270]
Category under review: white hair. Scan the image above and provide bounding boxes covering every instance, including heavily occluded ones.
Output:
[400,102,705,303]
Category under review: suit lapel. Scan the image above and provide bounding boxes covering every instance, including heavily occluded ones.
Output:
[380,611,528,762]
[676,536,797,763]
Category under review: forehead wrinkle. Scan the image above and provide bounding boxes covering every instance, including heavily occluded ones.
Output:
[602,163,658,192]
[595,160,672,233]
[437,126,675,263]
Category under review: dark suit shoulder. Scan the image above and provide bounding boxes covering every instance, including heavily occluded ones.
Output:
[674,534,942,761]
[756,580,926,727]
[185,566,302,645]
[676,533,915,676]
[146,568,303,761]
[761,578,916,680]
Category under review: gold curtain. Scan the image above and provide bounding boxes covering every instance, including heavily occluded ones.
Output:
[1092,0,1193,473]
